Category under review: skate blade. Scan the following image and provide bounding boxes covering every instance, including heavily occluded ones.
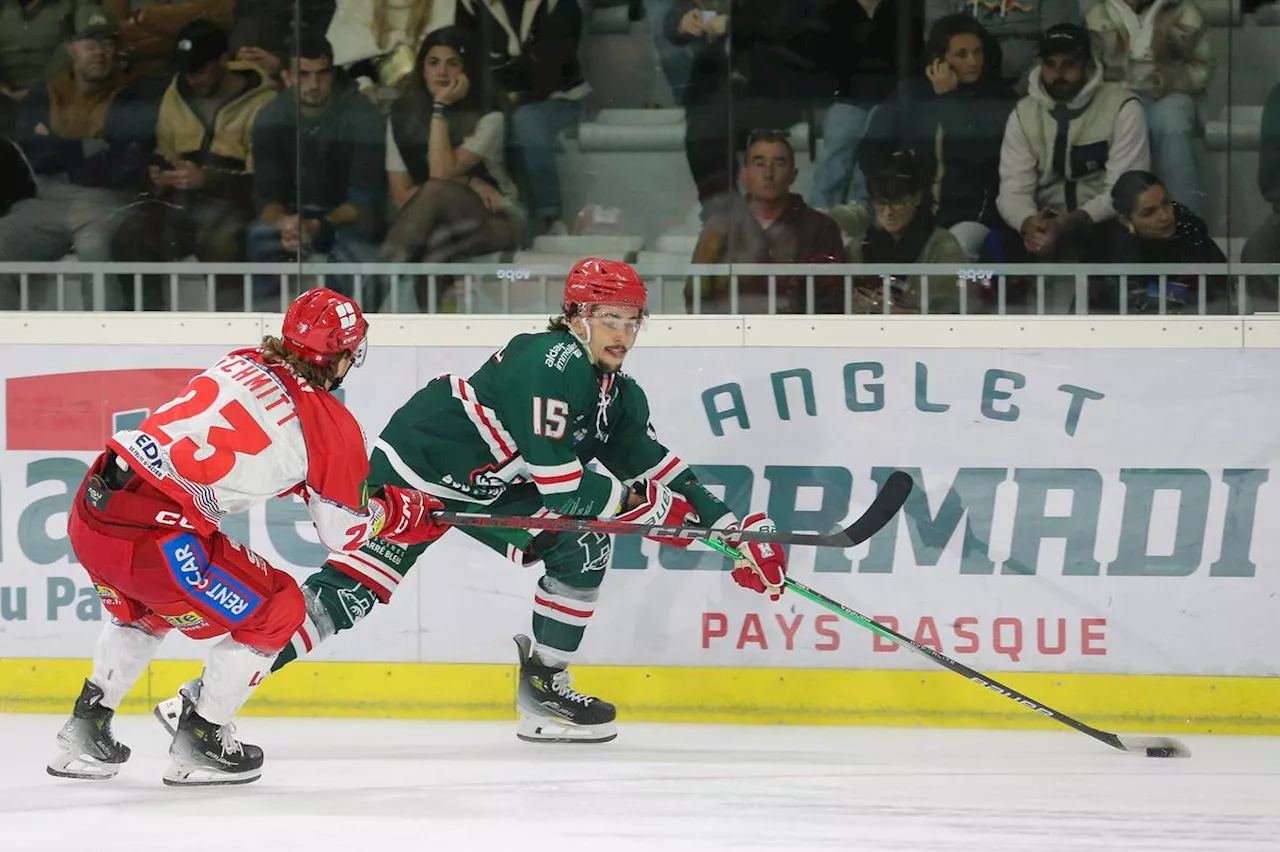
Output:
[516,713,617,744]
[153,696,182,737]
[162,759,262,787]
[47,751,122,780]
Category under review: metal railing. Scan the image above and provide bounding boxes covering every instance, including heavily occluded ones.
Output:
[2,262,1279,315]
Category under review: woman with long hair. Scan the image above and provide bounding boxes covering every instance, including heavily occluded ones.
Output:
[382,26,521,272]
[857,14,1015,260]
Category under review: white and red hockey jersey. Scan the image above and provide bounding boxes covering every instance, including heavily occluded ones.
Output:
[109,348,384,553]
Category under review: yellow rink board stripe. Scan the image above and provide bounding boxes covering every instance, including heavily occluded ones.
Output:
[3,659,1279,734]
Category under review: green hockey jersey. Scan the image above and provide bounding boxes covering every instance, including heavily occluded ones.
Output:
[371,330,733,525]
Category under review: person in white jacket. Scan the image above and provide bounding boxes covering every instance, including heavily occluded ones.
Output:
[994,23,1151,262]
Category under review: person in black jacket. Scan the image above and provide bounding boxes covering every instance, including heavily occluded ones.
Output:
[1241,81,1280,311]
[0,8,158,311]
[1242,82,1280,264]
[452,0,586,235]
[1086,169,1228,313]
[858,14,1013,260]
[668,0,830,220]
[809,0,924,209]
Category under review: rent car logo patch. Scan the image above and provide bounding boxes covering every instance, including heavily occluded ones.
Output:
[159,533,261,624]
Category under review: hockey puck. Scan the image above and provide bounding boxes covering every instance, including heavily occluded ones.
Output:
[1145,747,1180,758]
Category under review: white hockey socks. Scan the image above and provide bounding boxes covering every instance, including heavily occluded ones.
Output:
[196,637,272,726]
[90,620,165,710]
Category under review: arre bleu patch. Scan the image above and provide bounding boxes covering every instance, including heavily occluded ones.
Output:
[160,532,261,625]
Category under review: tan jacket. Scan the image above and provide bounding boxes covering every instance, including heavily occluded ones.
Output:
[157,61,276,174]
[1086,0,1212,98]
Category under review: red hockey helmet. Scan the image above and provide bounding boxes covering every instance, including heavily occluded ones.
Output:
[281,287,369,367]
[563,257,648,314]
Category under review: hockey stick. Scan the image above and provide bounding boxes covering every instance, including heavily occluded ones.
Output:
[702,536,1191,759]
[434,470,915,548]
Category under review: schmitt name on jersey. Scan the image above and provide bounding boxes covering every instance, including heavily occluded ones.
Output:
[160,533,261,623]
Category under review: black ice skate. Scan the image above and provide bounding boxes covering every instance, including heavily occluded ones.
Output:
[162,686,264,786]
[514,634,617,743]
[47,679,132,780]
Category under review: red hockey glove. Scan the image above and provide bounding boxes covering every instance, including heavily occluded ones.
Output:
[728,513,787,600]
[617,480,699,548]
[372,485,449,545]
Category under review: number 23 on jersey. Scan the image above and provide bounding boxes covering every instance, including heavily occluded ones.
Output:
[141,375,274,485]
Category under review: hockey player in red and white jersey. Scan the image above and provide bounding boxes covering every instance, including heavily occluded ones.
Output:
[47,287,449,787]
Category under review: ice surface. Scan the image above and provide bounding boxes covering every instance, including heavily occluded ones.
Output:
[2,716,1278,851]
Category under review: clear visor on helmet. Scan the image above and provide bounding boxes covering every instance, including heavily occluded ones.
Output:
[351,335,367,368]
[583,304,647,334]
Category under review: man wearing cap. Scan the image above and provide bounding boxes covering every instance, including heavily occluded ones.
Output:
[0,6,159,310]
[109,18,276,310]
[994,22,1151,262]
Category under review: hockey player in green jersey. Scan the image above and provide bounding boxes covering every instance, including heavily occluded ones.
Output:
[155,258,788,743]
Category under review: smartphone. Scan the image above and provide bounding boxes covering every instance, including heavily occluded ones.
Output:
[699,9,717,23]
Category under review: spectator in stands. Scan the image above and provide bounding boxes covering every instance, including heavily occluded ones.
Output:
[992,23,1150,263]
[476,0,588,236]
[810,0,924,209]
[1242,82,1280,266]
[1084,169,1227,312]
[645,0,693,105]
[0,8,157,311]
[1086,0,1212,217]
[849,151,972,313]
[0,0,91,135]
[687,130,845,313]
[384,28,520,261]
[924,0,1082,89]
[230,0,297,61]
[110,19,277,311]
[669,0,827,221]
[105,0,236,81]
[324,0,450,94]
[248,32,385,310]
[858,14,1015,260]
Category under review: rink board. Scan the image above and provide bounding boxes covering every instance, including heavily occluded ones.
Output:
[1,316,1280,731]
[3,658,1280,734]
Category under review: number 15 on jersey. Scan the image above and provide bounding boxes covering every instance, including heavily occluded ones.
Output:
[532,396,569,440]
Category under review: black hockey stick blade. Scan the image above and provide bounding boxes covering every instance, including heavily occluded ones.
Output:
[434,469,914,548]
[1109,734,1193,759]
[784,578,1192,759]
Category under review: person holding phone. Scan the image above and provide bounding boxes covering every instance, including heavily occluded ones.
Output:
[670,0,828,220]
[858,14,1015,260]
[809,0,925,210]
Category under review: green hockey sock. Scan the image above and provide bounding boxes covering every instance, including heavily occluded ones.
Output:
[269,563,382,673]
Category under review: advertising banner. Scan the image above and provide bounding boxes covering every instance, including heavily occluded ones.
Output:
[1,344,1276,675]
